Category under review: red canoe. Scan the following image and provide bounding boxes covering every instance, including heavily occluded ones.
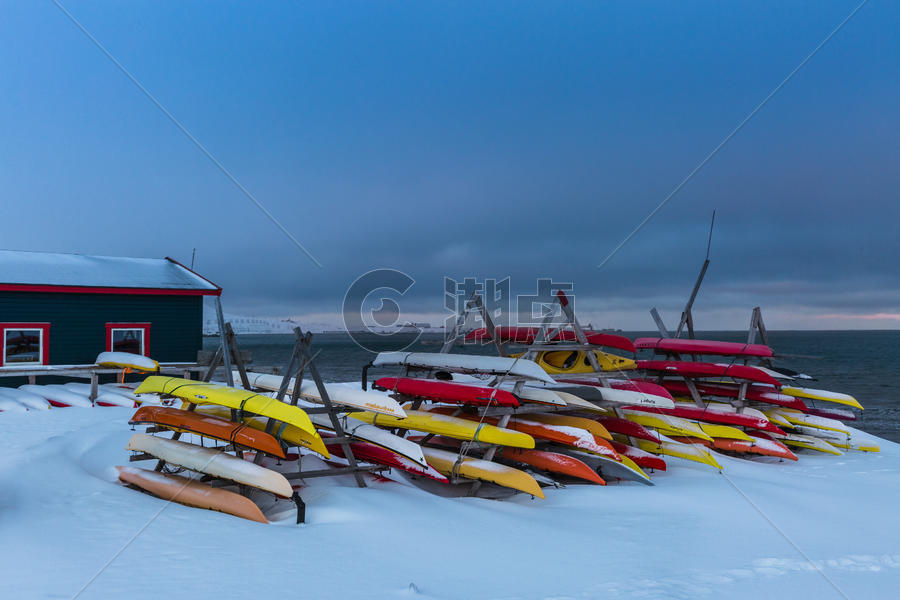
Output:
[622,404,785,435]
[637,360,781,386]
[465,326,636,354]
[555,378,674,400]
[634,337,774,358]
[608,440,667,471]
[594,415,662,443]
[374,377,519,408]
[654,380,808,412]
[129,406,286,458]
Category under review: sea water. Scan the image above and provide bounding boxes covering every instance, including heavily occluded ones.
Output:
[207,330,900,442]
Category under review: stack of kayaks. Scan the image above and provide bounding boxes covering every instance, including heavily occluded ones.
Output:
[367,353,659,492]
[101,332,877,515]
[116,377,331,523]
[631,336,877,457]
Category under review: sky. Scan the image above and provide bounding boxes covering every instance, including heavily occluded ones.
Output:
[1,1,898,330]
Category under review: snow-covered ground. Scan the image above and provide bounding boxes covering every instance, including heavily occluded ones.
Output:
[1,407,898,600]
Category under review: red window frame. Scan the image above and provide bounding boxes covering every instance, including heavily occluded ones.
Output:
[0,322,50,367]
[105,323,151,356]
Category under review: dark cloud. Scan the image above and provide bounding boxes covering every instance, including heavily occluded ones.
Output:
[1,2,897,328]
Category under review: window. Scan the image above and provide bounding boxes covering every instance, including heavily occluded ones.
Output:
[105,323,151,356]
[0,323,50,366]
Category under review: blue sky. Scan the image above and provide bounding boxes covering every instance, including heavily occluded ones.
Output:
[1,1,897,329]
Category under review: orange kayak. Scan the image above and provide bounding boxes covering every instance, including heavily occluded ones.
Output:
[499,448,606,485]
[672,434,798,461]
[116,466,268,523]
[522,413,613,441]
[129,406,286,459]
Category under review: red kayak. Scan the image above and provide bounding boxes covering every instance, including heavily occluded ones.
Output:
[608,440,667,471]
[594,415,662,443]
[555,378,674,400]
[806,406,857,421]
[465,326,636,354]
[637,360,781,386]
[654,380,808,412]
[324,434,448,483]
[621,403,785,435]
[634,337,774,358]
[374,377,520,408]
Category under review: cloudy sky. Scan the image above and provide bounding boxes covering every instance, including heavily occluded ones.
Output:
[2,1,897,330]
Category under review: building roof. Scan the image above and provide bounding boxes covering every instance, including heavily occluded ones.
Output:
[0,250,220,296]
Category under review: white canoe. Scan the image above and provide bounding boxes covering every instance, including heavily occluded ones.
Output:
[373,352,556,384]
[237,371,407,419]
[0,387,51,410]
[309,413,428,467]
[126,433,293,498]
[20,385,93,408]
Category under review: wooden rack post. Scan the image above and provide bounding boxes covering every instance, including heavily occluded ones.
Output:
[441,292,507,357]
[202,321,251,389]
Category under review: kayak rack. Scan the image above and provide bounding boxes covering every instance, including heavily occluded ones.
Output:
[436,290,648,493]
[253,326,374,489]
[428,291,619,494]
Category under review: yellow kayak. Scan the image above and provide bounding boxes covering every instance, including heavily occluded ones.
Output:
[826,439,880,453]
[758,409,793,429]
[510,350,636,374]
[622,410,714,442]
[137,376,318,439]
[348,410,535,449]
[616,453,653,480]
[422,447,544,498]
[636,438,723,470]
[778,433,843,456]
[780,386,864,410]
[190,403,330,459]
[696,423,754,442]
[766,409,851,436]
[524,413,613,441]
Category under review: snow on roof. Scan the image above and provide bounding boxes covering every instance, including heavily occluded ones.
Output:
[0,250,219,292]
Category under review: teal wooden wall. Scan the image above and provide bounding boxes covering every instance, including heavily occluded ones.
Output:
[0,292,203,364]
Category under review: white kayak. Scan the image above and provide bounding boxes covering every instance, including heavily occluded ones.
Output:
[0,387,51,410]
[126,433,293,498]
[237,371,407,419]
[20,385,93,408]
[373,352,556,384]
[100,384,159,405]
[309,413,428,467]
[62,383,136,407]
[0,395,28,412]
[95,351,159,372]
[525,382,674,409]
[769,410,851,436]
